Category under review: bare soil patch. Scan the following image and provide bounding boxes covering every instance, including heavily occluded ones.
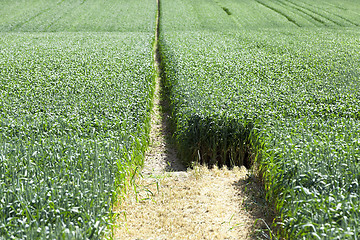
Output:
[114,166,273,240]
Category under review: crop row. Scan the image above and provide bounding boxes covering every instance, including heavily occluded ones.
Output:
[0,32,155,239]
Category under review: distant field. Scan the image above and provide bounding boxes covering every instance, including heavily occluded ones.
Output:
[0,0,156,32]
[161,0,360,31]
[160,0,360,238]
[0,0,155,238]
[223,0,360,28]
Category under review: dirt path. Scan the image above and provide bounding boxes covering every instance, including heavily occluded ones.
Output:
[114,164,274,239]
[112,0,273,238]
[112,33,273,240]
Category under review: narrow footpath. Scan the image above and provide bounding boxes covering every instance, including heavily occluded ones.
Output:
[113,1,274,239]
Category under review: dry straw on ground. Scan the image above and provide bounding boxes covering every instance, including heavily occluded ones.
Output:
[113,165,273,240]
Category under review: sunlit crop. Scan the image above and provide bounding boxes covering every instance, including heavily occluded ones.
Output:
[0,32,154,240]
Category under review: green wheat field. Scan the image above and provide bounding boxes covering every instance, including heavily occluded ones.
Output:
[0,0,359,239]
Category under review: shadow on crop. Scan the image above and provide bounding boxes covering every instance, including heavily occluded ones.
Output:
[157,40,277,239]
[233,172,277,239]
[154,36,186,172]
[158,82,187,172]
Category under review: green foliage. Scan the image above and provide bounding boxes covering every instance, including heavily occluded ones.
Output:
[0,0,156,32]
[160,0,237,31]
[160,27,360,238]
[0,0,156,238]
[161,0,360,30]
[1,0,360,239]
[0,32,155,239]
